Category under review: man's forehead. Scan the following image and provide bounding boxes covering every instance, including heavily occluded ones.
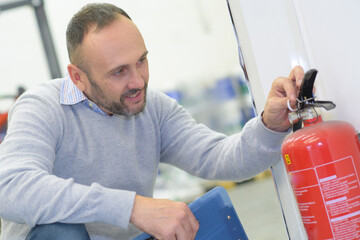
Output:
[79,16,146,75]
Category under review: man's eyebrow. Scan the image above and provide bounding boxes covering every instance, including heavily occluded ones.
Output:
[105,50,149,77]
[139,51,149,60]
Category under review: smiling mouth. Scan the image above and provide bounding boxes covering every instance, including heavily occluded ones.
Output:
[124,89,143,103]
[127,91,140,98]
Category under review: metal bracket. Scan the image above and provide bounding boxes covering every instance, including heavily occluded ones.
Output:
[0,0,62,79]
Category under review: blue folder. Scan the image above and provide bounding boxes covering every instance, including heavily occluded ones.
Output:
[133,186,248,240]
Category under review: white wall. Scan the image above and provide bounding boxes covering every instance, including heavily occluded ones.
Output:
[0,0,241,104]
[293,0,360,128]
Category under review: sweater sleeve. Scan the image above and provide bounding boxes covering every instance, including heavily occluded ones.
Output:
[156,91,289,181]
[0,86,135,229]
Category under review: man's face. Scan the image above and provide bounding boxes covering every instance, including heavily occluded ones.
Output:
[79,16,149,116]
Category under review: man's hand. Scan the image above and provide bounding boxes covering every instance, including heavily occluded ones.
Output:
[130,195,199,240]
[262,66,304,132]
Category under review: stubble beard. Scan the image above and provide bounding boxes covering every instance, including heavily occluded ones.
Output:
[87,75,147,116]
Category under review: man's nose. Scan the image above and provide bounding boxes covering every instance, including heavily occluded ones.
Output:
[128,70,145,89]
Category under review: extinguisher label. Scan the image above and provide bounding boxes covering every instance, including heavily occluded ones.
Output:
[289,156,360,239]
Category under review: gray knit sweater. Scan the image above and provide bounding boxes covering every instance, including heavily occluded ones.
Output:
[0,78,287,239]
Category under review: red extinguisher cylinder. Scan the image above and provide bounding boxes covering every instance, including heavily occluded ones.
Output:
[282,116,360,239]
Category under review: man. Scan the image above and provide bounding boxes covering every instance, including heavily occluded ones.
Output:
[0,3,304,240]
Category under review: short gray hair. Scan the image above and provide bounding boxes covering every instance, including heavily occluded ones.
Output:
[66,3,131,68]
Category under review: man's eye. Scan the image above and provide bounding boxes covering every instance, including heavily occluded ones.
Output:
[138,57,147,65]
[114,68,124,76]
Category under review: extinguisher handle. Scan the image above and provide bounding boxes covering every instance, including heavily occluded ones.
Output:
[308,101,336,111]
[298,69,336,111]
[298,69,317,109]
[292,69,336,132]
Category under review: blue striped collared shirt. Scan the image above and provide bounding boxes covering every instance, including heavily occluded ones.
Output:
[60,75,108,116]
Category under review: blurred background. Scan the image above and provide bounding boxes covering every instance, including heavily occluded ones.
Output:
[0,0,287,239]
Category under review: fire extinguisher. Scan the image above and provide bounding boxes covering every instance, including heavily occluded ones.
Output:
[281,69,360,240]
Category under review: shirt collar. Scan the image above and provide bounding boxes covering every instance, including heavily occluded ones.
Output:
[60,75,108,116]
[60,74,87,105]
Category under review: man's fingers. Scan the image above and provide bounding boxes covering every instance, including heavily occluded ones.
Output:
[284,78,297,104]
[263,66,305,132]
[177,202,199,239]
[269,97,292,115]
[289,65,304,88]
[162,201,198,240]
[174,225,190,240]
[130,196,200,240]
[273,77,297,105]
[186,206,199,239]
[176,205,193,239]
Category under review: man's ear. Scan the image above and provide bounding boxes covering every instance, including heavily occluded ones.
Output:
[67,64,87,91]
